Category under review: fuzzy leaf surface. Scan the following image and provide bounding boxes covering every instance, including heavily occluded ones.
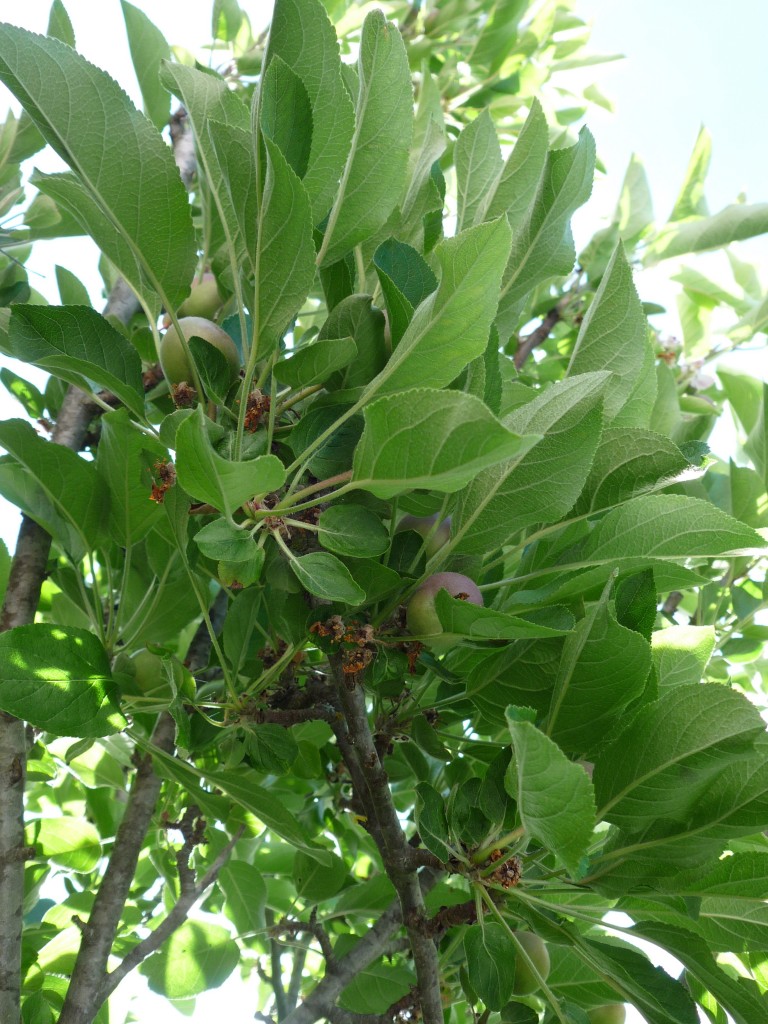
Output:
[352,388,536,498]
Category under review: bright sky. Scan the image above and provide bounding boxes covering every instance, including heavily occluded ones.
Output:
[0,2,764,1020]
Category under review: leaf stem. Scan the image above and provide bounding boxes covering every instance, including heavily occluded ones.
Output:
[476,885,569,1024]
[274,383,323,417]
[471,826,525,865]
[274,472,353,510]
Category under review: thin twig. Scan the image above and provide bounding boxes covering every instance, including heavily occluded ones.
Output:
[514,306,562,369]
[280,870,441,1024]
[99,826,243,1003]
[287,944,308,1012]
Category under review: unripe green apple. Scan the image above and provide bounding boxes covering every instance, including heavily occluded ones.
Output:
[160,316,240,386]
[395,514,452,558]
[406,571,482,639]
[177,272,222,318]
[511,931,550,995]
[130,649,182,698]
[587,1005,626,1024]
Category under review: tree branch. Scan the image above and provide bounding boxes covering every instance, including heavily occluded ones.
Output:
[330,664,444,1024]
[169,107,196,190]
[274,909,337,973]
[286,944,308,1013]
[58,713,176,1024]
[280,871,440,1024]
[513,304,564,369]
[0,277,140,1024]
[98,825,242,1003]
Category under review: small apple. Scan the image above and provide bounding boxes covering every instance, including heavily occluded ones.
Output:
[511,931,550,995]
[406,571,482,639]
[160,316,241,387]
[587,1005,626,1024]
[177,272,222,319]
[395,514,451,558]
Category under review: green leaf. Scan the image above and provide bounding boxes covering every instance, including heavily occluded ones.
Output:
[505,710,596,875]
[293,849,347,901]
[0,418,105,556]
[46,0,75,48]
[175,406,286,517]
[351,388,536,498]
[434,590,573,640]
[364,218,512,397]
[0,539,9,610]
[316,505,389,557]
[0,624,126,737]
[318,295,387,389]
[478,98,548,228]
[615,153,654,241]
[576,938,698,1024]
[469,0,527,75]
[94,410,165,546]
[373,238,437,347]
[146,747,328,861]
[593,684,766,829]
[415,781,453,861]
[497,127,595,340]
[158,62,250,271]
[0,367,45,418]
[575,427,690,514]
[274,336,357,388]
[252,136,317,357]
[631,921,768,1024]
[264,0,355,223]
[452,372,609,555]
[120,1,171,130]
[547,586,652,757]
[695,897,768,952]
[20,991,54,1024]
[464,923,516,1010]
[259,54,313,178]
[652,625,716,692]
[193,518,257,562]
[676,853,768,898]
[9,305,145,418]
[455,109,503,233]
[55,265,90,306]
[395,68,446,251]
[669,126,711,222]
[568,245,656,427]
[318,10,413,265]
[218,861,266,937]
[341,557,401,605]
[730,461,768,528]
[646,203,768,263]
[287,551,366,605]
[583,495,765,565]
[212,0,243,42]
[339,962,415,1014]
[547,944,624,1008]
[0,460,82,559]
[588,737,768,882]
[141,921,239,998]
[33,817,101,872]
[0,25,194,309]
[718,367,763,435]
[187,335,234,405]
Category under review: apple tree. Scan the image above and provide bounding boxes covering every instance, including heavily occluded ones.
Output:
[0,1,768,1022]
